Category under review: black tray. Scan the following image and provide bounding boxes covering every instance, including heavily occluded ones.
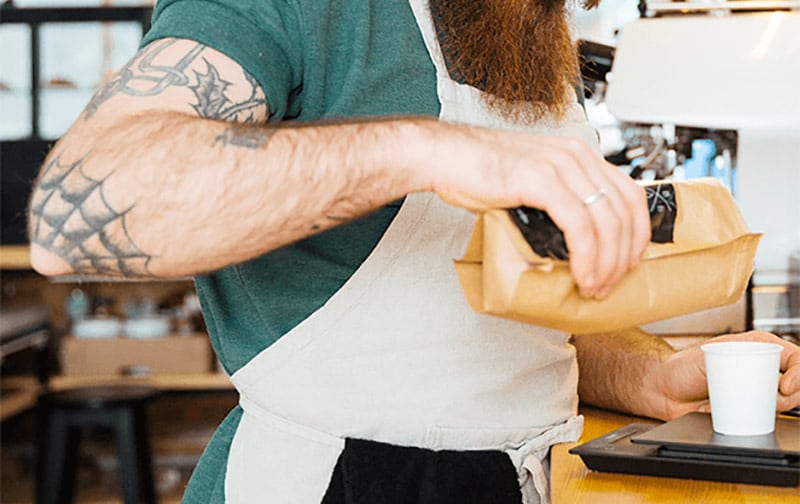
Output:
[569,414,800,487]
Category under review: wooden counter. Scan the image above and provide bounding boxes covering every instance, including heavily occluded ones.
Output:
[552,407,800,503]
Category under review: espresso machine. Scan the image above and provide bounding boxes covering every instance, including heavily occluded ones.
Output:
[602,0,800,335]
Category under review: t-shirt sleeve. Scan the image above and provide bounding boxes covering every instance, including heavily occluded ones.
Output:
[140,0,302,120]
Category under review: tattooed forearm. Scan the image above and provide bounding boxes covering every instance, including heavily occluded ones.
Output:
[28,148,157,277]
[214,124,273,149]
[84,38,267,122]
[310,215,349,232]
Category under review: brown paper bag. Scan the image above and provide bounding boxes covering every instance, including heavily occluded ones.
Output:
[454,178,761,334]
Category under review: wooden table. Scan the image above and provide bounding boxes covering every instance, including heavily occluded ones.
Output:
[551,406,800,503]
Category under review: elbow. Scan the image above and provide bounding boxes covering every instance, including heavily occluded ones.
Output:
[29,243,74,277]
[27,181,74,277]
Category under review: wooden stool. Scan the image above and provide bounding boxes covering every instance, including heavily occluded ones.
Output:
[36,385,160,504]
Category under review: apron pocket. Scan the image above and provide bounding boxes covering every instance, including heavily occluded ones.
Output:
[321,438,522,504]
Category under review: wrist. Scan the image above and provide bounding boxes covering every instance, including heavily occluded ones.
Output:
[393,116,443,194]
[574,329,677,420]
[640,352,672,420]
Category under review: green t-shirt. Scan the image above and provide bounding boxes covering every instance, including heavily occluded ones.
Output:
[140,1,439,501]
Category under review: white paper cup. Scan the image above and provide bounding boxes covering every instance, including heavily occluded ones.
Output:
[701,341,783,436]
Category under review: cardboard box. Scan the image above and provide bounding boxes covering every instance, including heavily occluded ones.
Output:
[60,333,214,376]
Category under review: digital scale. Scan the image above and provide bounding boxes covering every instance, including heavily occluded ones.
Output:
[570,412,800,487]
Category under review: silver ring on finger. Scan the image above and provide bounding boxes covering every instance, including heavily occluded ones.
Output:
[582,188,607,207]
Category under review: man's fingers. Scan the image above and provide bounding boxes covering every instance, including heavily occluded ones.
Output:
[608,171,650,262]
[780,357,800,396]
[553,139,645,298]
[620,177,651,263]
[585,186,629,298]
[543,159,613,297]
[586,195,624,298]
[535,168,601,297]
[560,142,633,289]
[666,399,711,420]
[590,165,650,295]
[777,390,800,413]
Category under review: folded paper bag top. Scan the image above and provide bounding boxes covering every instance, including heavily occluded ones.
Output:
[453,178,762,334]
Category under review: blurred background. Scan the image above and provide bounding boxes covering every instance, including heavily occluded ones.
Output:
[1,1,797,502]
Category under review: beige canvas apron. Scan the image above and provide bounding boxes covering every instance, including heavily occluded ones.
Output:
[225,2,601,503]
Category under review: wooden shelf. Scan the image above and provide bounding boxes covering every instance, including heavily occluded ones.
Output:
[0,245,31,270]
[1,372,233,423]
[49,372,234,393]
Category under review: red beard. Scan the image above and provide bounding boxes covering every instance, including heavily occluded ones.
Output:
[430,0,600,122]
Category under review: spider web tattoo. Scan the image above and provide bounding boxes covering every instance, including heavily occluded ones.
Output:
[28,151,156,277]
[31,40,269,277]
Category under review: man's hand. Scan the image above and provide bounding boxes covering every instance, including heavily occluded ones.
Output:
[427,126,651,300]
[573,328,800,422]
[653,331,800,420]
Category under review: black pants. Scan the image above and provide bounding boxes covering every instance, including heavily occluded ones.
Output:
[321,438,522,504]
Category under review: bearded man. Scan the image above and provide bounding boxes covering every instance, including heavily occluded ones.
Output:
[27,0,800,503]
[432,0,600,120]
